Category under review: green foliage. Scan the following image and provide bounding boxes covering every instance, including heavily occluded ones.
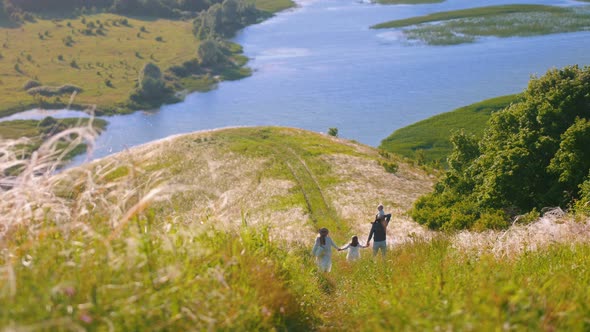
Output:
[515,208,540,225]
[327,127,338,137]
[381,161,398,174]
[197,39,224,66]
[192,0,261,39]
[22,79,41,90]
[26,84,82,97]
[412,65,590,230]
[129,62,175,107]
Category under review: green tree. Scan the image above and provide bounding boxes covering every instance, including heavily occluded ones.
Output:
[412,65,590,230]
[197,39,223,66]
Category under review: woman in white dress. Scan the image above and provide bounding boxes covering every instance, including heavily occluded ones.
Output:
[311,228,340,272]
[338,235,367,262]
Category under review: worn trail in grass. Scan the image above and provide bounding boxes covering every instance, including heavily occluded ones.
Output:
[2,126,590,330]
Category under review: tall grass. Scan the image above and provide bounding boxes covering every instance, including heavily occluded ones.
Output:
[2,125,589,330]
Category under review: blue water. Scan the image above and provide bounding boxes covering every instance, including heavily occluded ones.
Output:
[2,0,590,165]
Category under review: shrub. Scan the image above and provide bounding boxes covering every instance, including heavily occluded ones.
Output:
[23,80,41,91]
[26,84,83,97]
[382,161,398,174]
[155,36,163,42]
[327,127,338,137]
[514,208,540,225]
[473,210,510,231]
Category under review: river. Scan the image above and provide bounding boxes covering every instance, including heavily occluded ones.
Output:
[2,0,590,165]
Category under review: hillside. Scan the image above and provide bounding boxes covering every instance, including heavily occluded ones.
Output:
[2,126,590,330]
[64,126,436,243]
[380,94,519,165]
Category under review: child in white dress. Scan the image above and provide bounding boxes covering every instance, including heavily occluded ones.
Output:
[312,228,340,272]
[338,235,367,262]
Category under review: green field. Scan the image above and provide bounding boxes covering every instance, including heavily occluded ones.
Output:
[372,4,590,45]
[0,0,294,118]
[253,0,295,14]
[375,0,444,4]
[2,126,589,330]
[380,94,519,164]
[0,14,201,116]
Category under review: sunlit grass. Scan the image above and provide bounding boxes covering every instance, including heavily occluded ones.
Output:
[253,0,296,14]
[1,125,589,329]
[372,4,590,45]
[0,14,199,117]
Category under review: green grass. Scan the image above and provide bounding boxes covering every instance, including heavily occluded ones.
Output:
[0,0,294,118]
[165,127,368,236]
[2,126,589,330]
[376,0,444,5]
[4,220,589,330]
[254,0,296,14]
[0,14,201,117]
[380,94,520,165]
[372,5,590,45]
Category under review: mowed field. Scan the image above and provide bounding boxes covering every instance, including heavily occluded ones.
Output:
[0,14,198,115]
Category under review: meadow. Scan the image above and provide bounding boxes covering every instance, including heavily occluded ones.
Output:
[0,14,200,116]
[379,94,519,165]
[372,4,590,45]
[0,0,294,118]
[1,126,589,330]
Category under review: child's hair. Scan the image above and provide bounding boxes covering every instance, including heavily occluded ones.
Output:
[350,235,359,247]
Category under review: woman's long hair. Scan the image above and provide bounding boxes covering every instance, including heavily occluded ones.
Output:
[319,228,328,245]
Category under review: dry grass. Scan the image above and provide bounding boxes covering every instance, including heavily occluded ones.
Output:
[2,125,590,330]
[3,125,589,255]
[452,208,590,258]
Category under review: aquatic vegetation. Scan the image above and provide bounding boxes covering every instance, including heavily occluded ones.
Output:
[373,5,590,45]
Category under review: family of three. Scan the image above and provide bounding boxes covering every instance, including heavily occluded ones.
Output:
[311,204,392,272]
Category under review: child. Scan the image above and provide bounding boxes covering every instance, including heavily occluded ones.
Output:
[376,204,392,225]
[338,235,367,262]
[312,228,340,272]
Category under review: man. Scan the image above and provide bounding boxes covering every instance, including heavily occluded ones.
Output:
[366,205,390,257]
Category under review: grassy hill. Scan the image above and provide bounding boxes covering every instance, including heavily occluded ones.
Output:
[380,94,520,165]
[2,126,589,330]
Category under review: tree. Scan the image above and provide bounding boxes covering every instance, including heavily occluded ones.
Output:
[412,65,590,230]
[130,62,173,105]
[197,39,223,66]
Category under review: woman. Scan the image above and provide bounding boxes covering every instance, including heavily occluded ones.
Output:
[312,228,340,272]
